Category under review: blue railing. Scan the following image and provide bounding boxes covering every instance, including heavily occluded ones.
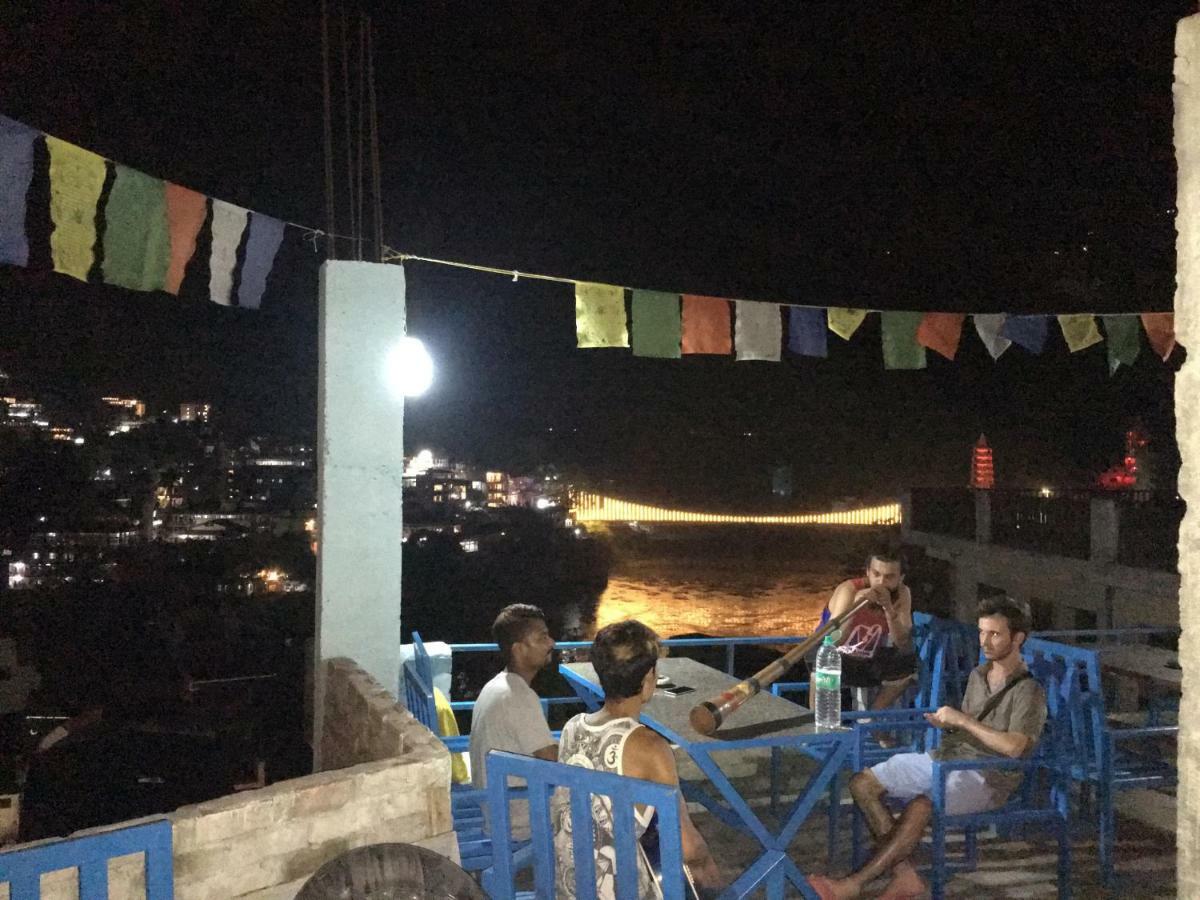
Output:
[0,818,173,900]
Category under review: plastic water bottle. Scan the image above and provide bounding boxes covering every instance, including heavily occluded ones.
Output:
[814,635,843,731]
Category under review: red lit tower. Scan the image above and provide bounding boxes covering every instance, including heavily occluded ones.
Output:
[971,434,995,489]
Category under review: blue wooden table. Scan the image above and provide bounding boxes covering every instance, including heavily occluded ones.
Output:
[561,657,851,899]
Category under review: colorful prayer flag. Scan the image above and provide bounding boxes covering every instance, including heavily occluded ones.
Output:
[1103,315,1141,374]
[916,313,966,360]
[1140,313,1177,361]
[973,314,1011,359]
[1057,314,1102,353]
[102,165,170,292]
[575,282,628,348]
[0,116,39,267]
[827,307,868,341]
[734,301,782,361]
[681,295,732,354]
[208,199,248,306]
[46,137,107,282]
[881,311,927,370]
[164,184,207,295]
[1000,315,1049,354]
[631,290,681,358]
[787,307,827,358]
[237,213,284,309]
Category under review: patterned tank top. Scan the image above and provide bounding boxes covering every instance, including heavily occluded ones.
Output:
[551,714,660,899]
[818,576,893,659]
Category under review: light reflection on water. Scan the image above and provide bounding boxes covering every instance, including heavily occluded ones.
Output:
[571,558,843,641]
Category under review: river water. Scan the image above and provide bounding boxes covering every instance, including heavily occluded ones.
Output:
[562,527,884,641]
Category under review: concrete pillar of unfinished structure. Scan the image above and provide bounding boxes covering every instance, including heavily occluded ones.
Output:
[313,261,406,769]
[1175,15,1200,894]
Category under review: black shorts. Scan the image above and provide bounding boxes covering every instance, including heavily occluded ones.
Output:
[840,647,918,688]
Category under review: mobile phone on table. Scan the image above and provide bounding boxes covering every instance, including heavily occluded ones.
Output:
[663,685,695,696]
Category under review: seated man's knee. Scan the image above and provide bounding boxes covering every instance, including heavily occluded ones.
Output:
[908,794,933,816]
[850,770,885,803]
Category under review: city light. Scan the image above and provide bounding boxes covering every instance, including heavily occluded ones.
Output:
[385,336,434,398]
[571,491,902,526]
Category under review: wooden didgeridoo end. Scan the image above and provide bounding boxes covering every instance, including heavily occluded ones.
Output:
[690,701,721,736]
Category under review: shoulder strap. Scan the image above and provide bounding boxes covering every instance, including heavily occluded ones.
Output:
[974,672,1032,723]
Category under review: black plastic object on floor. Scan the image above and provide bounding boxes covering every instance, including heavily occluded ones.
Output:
[295,843,486,900]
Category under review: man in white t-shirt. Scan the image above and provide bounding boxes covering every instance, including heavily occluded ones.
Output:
[469,604,558,829]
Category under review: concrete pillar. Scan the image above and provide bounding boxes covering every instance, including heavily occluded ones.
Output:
[313,261,407,769]
[1174,17,1200,894]
[974,490,991,545]
[1089,497,1119,564]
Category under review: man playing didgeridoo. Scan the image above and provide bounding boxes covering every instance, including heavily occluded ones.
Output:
[816,546,917,712]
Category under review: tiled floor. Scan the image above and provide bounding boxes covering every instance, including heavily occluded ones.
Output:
[682,751,1176,898]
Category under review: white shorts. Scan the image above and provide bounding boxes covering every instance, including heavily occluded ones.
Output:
[869,752,1001,816]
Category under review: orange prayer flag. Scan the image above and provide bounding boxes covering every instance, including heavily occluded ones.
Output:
[164,184,208,295]
[681,295,732,354]
[1140,313,1176,361]
[915,313,966,360]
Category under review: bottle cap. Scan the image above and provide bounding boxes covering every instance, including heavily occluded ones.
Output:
[822,634,836,646]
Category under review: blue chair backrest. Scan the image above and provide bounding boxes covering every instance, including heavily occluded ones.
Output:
[0,818,173,899]
[913,614,977,710]
[484,751,688,900]
[411,631,435,691]
[1023,637,1104,771]
[402,647,440,736]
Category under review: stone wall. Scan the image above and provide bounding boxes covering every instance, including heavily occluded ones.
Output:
[1175,14,1200,897]
[319,657,425,770]
[903,526,1180,629]
[22,657,455,899]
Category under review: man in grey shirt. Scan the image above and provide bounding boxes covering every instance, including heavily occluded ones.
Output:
[469,604,558,837]
[810,597,1046,900]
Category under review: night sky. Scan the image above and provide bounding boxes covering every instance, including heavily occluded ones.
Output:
[0,1,1191,505]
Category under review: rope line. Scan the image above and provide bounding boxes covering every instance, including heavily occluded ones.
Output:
[383,250,1153,317]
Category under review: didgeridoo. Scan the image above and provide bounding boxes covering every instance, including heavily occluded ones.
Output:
[688,591,879,735]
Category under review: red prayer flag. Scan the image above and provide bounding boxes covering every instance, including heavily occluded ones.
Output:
[916,313,966,360]
[681,295,732,354]
[164,183,208,295]
[1140,313,1176,361]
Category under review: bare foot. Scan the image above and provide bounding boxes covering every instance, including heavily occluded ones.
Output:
[878,863,927,899]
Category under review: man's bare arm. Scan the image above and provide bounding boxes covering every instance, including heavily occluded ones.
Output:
[924,706,1033,758]
[625,728,723,889]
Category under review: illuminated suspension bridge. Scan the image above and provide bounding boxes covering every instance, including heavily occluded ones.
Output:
[571,492,901,526]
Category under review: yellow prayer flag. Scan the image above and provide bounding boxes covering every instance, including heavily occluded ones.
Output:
[46,137,107,282]
[827,307,869,341]
[575,282,629,348]
[1057,314,1103,353]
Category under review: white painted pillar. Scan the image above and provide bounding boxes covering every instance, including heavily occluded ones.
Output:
[313,261,407,769]
[1174,16,1200,893]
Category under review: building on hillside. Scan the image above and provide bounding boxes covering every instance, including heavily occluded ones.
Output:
[179,402,211,424]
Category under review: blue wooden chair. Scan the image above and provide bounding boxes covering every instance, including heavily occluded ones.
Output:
[0,818,173,899]
[402,634,498,873]
[1023,637,1177,886]
[483,750,690,900]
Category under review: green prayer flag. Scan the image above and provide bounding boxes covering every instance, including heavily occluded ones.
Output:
[631,290,681,358]
[1103,315,1141,374]
[103,165,170,292]
[881,311,927,370]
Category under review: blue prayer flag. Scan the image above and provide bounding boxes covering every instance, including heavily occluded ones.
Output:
[787,307,828,358]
